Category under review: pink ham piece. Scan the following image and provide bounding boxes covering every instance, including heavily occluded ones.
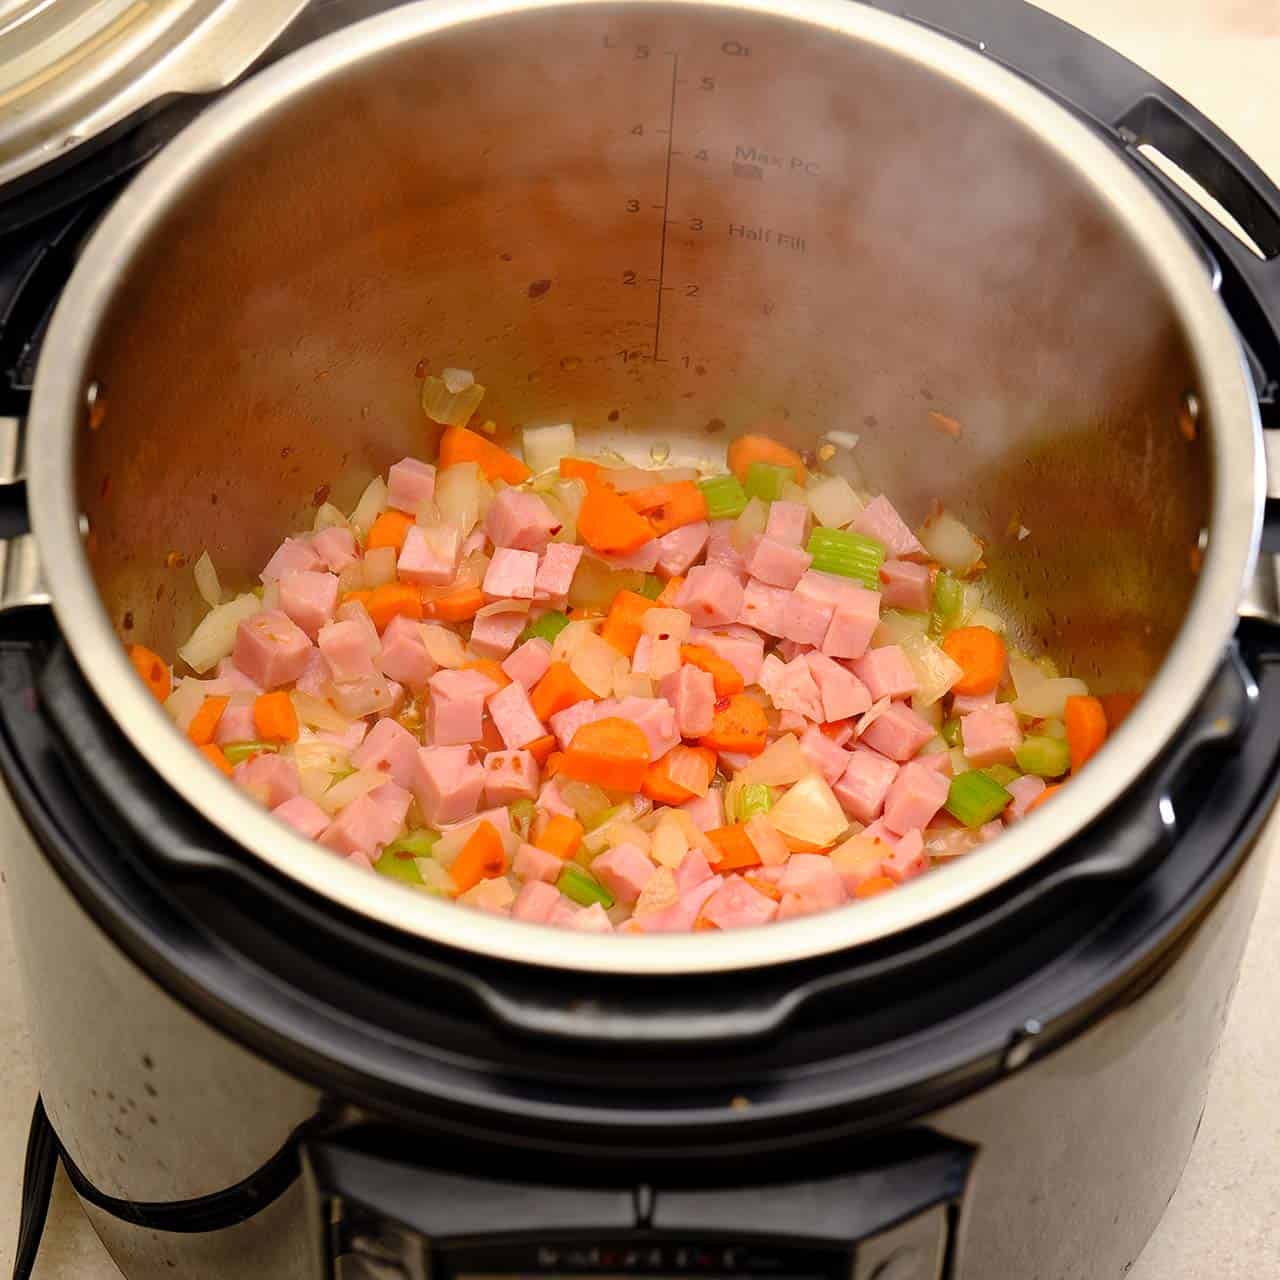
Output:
[412,746,484,826]
[633,875,724,932]
[214,658,263,694]
[512,844,563,885]
[593,843,658,907]
[745,536,813,589]
[485,489,561,552]
[311,527,358,573]
[659,664,716,738]
[882,761,950,835]
[822,599,879,660]
[859,702,936,761]
[537,776,576,819]
[881,828,928,882]
[487,680,546,751]
[214,700,256,747]
[799,724,853,786]
[781,594,833,648]
[879,560,932,612]
[397,524,461,587]
[656,521,710,577]
[351,717,420,788]
[738,579,790,637]
[337,599,381,655]
[468,608,528,659]
[549,697,616,751]
[347,851,376,871]
[367,779,413,829]
[860,818,901,850]
[378,615,435,687]
[852,495,927,560]
[778,854,848,909]
[332,674,404,719]
[961,703,1023,766]
[681,788,724,832]
[917,749,953,777]
[319,618,378,682]
[533,544,584,604]
[483,749,540,806]
[704,520,748,578]
[294,649,332,699]
[776,640,815,664]
[678,564,745,627]
[429,668,499,745]
[758,655,824,722]
[806,651,872,721]
[615,696,680,760]
[824,719,855,748]
[602,540,661,572]
[978,820,1005,843]
[272,794,330,840]
[675,848,715,893]
[854,645,919,701]
[1005,773,1047,819]
[512,880,562,923]
[502,637,553,690]
[687,626,765,686]
[483,547,538,601]
[320,782,411,856]
[951,689,997,715]
[764,500,810,548]
[278,570,340,639]
[834,748,900,823]
[701,877,779,929]
[261,537,322,583]
[316,721,368,752]
[386,457,437,513]
[233,610,314,690]
[233,753,300,808]
[570,903,614,932]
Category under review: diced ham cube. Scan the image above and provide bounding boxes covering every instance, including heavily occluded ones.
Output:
[533,544,584,604]
[502,637,553,690]
[549,697,617,751]
[917,749,953,777]
[487,680,546,751]
[1005,773,1047,819]
[429,668,499,745]
[512,879,562,922]
[852,495,927,560]
[701,876,779,929]
[799,724,853,785]
[738,579,790,636]
[351,717,420,788]
[678,564,745,627]
[233,753,301,808]
[279,570,340,639]
[320,783,409,857]
[485,489,561,552]
[537,776,576,818]
[233,610,315,689]
[261,537,322,583]
[469,609,528,659]
[656,521,710,577]
[822,599,882,664]
[674,848,715,893]
[272,794,330,840]
[336,600,382,655]
[294,649,332,699]
[687,626,765,686]
[745,536,813,589]
[397,524,461,587]
[704,520,749,578]
[854,645,919,701]
[331,674,403,719]
[960,703,1023,766]
[319,618,378,682]
[602,540,661,572]
[834,748,900,823]
[379,614,435,687]
[796,570,869,611]
[483,749,540,806]
[764,500,810,548]
[311,527,358,573]
[778,854,848,909]
[951,689,997,715]
[633,875,724,932]
[483,547,538,600]
[681,788,724,832]
[513,844,564,885]
[859,702,936,761]
[806,651,872,721]
[316,720,368,752]
[879,560,932,612]
[615,696,680,760]
[593,843,658,907]
[861,818,901,850]
[569,902,614,932]
[659,664,716,738]
[412,746,485,826]
[978,819,1005,843]
[882,761,951,835]
[214,658,263,694]
[824,719,855,748]
[881,828,928,882]
[386,457,437,513]
[347,850,376,871]
[781,595,833,647]
[758,655,824,722]
[214,699,256,747]
[367,779,413,830]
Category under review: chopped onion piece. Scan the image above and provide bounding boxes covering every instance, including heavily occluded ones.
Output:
[291,738,351,774]
[290,692,350,733]
[651,812,690,867]
[193,551,222,609]
[337,562,365,594]
[364,546,398,588]
[918,509,983,575]
[614,672,655,699]
[313,502,349,533]
[164,678,209,731]
[602,821,652,854]
[558,780,613,826]
[522,423,577,474]
[1008,654,1046,700]
[641,607,692,642]
[901,633,963,707]
[349,477,388,539]
[441,367,475,394]
[435,809,519,863]
[570,632,626,697]
[568,557,643,611]
[1014,677,1090,720]
[780,481,808,505]
[608,466,699,493]
[552,619,600,664]
[806,474,862,529]
[872,609,930,649]
[825,430,860,450]
[731,497,769,550]
[414,859,455,895]
[421,373,485,426]
[177,592,261,673]
[667,748,712,798]
[666,807,717,859]
[435,461,487,538]
[735,734,808,787]
[419,624,467,669]
[635,867,679,916]
[967,607,1006,633]
[768,775,849,848]
[744,813,789,865]
[319,768,392,815]
[298,767,331,804]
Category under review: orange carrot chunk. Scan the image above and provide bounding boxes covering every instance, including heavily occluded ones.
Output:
[534,813,584,859]
[529,662,599,721]
[726,434,807,485]
[462,659,512,689]
[706,824,763,871]
[365,509,414,553]
[577,484,656,555]
[1065,695,1107,773]
[656,575,686,604]
[642,745,717,805]
[559,457,604,484]
[600,590,658,658]
[186,696,229,747]
[437,424,531,485]
[342,589,374,609]
[128,644,171,702]
[525,734,558,766]
[700,694,768,756]
[941,626,1007,696]
[424,586,485,622]
[855,875,897,900]
[624,481,709,536]
[680,644,744,696]
[367,582,424,631]
[199,743,234,776]
[450,821,509,893]
[562,717,651,792]
[253,691,299,743]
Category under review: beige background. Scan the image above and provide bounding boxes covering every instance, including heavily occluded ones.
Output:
[2,0,1279,1276]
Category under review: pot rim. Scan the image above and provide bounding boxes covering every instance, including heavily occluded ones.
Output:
[25,0,1263,975]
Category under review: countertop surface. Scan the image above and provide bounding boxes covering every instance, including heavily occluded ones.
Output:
[2,1,1279,1276]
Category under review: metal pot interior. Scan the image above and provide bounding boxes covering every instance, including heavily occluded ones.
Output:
[33,0,1259,972]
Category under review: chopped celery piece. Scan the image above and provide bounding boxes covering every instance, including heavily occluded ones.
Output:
[929,570,964,638]
[556,862,614,909]
[222,741,279,765]
[638,574,665,601]
[736,782,773,822]
[383,829,440,859]
[946,770,1011,828]
[586,802,629,832]
[981,763,1021,787]
[744,461,791,503]
[518,610,571,646]
[941,717,962,748]
[374,849,426,885]
[1015,735,1071,778]
[806,527,885,589]
[509,798,536,839]
[698,473,749,520]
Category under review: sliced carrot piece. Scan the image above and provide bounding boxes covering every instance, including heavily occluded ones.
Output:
[199,743,234,777]
[544,751,566,778]
[253,691,299,743]
[529,662,599,721]
[700,694,768,756]
[367,582,424,631]
[450,821,509,893]
[365,509,414,553]
[534,813,583,859]
[559,457,604,484]
[726,434,807,485]
[1099,691,1140,731]
[855,875,897,899]
[128,644,171,702]
[642,745,717,805]
[1027,783,1063,813]
[600,590,658,658]
[781,833,833,854]
[424,586,485,622]
[438,424,531,484]
[577,484,655,555]
[680,644,744,696]
[462,659,512,689]
[694,914,719,931]
[1065,695,1107,773]
[342,589,374,609]
[525,734,557,766]
[624,481,709,535]
[706,824,763,871]
[656,575,685,605]
[941,626,1007,696]
[186,696,229,747]
[562,717,650,791]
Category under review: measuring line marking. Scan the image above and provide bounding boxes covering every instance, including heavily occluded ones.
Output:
[653,50,678,364]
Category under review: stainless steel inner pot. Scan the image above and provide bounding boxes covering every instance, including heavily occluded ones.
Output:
[26,0,1262,973]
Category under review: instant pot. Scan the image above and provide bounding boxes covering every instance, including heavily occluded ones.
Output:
[5,1,1280,1277]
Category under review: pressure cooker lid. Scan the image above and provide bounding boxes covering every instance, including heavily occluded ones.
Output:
[0,0,307,194]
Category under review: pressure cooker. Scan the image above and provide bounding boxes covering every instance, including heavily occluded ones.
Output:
[4,1,1280,1277]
